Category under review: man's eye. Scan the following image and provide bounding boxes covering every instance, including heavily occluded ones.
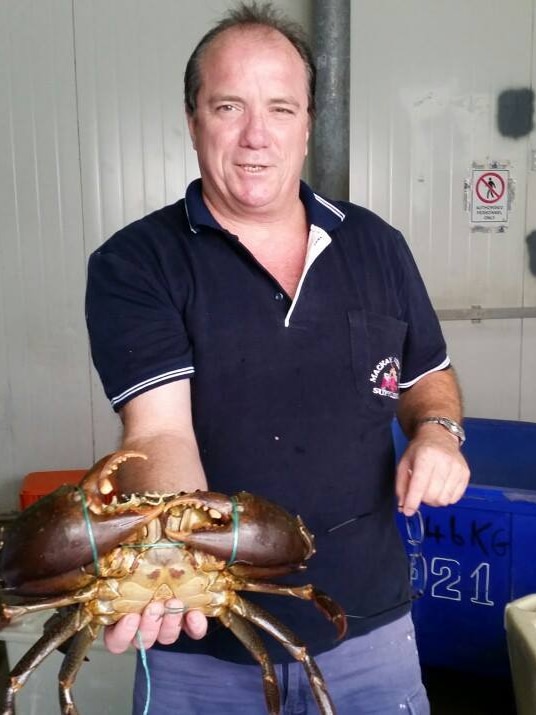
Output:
[217,104,237,112]
[273,106,294,115]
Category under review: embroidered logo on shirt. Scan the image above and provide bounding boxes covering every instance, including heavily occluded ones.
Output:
[369,357,400,399]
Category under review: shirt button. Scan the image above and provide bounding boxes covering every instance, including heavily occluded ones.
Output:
[274,292,284,301]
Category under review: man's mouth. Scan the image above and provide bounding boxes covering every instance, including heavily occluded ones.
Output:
[239,164,267,173]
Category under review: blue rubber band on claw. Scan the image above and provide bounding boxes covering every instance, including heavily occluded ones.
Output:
[228,497,240,565]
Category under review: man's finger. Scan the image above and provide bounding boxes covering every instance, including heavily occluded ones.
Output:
[135,600,166,649]
[183,609,208,640]
[399,463,433,516]
[156,598,185,645]
[395,459,412,509]
[104,613,142,654]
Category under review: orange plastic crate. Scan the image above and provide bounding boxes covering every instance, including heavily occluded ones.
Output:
[19,470,87,510]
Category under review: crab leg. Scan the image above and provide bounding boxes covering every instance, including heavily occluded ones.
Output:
[229,579,348,639]
[58,623,100,715]
[219,610,281,715]
[230,596,336,715]
[1,606,93,715]
[1,584,99,627]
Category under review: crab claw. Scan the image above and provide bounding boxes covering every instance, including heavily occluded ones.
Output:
[165,491,315,567]
[0,451,161,595]
[78,450,149,508]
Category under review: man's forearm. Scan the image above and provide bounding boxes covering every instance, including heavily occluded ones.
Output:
[112,380,209,495]
[396,367,464,439]
[118,431,208,494]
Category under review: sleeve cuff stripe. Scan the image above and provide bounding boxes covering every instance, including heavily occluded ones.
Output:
[110,367,195,406]
[398,356,451,389]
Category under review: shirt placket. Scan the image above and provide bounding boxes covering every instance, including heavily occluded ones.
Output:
[284,224,332,327]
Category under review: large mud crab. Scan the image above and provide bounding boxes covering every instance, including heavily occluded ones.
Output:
[0,451,347,714]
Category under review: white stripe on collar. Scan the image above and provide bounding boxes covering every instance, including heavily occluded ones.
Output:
[313,193,346,221]
[185,201,198,234]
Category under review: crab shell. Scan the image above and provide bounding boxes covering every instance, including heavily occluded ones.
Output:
[0,451,316,597]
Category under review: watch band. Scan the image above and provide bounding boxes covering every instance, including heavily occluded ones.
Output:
[418,416,466,446]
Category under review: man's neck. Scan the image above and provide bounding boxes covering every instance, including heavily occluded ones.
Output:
[206,195,310,298]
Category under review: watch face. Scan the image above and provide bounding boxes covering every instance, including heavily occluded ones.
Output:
[441,419,465,443]
[422,417,465,444]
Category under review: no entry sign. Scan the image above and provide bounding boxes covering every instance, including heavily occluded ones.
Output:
[471,169,509,223]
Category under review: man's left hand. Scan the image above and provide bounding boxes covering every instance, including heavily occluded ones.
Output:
[395,424,470,516]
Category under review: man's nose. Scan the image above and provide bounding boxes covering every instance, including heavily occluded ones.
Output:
[239,111,270,148]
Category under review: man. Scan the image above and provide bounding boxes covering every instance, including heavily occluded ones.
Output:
[85,3,469,713]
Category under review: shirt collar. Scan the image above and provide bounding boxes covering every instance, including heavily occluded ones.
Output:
[184,178,346,235]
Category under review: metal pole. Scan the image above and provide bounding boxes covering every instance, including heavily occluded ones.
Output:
[311,0,350,200]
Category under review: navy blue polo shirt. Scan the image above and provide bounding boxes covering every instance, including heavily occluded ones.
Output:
[86,179,448,663]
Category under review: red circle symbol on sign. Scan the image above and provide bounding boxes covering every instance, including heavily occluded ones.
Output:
[476,172,505,204]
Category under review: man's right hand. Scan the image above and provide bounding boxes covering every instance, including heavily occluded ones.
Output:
[104,599,208,654]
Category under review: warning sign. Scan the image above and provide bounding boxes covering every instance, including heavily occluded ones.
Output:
[471,169,509,223]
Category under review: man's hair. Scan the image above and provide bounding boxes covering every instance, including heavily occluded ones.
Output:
[184,1,316,118]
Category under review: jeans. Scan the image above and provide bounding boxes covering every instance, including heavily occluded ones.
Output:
[132,613,430,714]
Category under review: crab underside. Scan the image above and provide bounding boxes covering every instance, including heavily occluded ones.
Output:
[0,451,347,715]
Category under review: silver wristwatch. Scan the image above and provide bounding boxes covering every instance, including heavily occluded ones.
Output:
[419,417,466,446]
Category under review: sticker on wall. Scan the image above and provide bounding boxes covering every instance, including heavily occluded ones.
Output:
[471,169,509,222]
[464,161,515,233]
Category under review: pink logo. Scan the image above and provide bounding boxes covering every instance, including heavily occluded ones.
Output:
[370,357,400,400]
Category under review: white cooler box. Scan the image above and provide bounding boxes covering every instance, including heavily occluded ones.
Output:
[1,613,136,714]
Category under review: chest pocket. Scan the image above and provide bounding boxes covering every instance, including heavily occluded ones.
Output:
[348,309,408,414]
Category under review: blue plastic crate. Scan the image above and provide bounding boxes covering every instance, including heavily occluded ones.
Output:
[394,417,536,676]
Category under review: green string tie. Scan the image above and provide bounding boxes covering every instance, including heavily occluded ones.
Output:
[75,487,100,577]
[136,631,151,715]
[228,496,240,565]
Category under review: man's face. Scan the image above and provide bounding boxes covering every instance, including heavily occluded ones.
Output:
[187,27,310,220]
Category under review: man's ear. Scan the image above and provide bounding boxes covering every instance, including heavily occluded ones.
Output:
[187,114,197,151]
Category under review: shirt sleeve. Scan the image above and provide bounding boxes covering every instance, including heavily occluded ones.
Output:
[393,231,450,388]
[85,248,194,411]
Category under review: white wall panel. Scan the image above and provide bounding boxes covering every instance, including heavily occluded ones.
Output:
[350,0,536,418]
[350,0,532,308]
[520,16,536,421]
[0,0,93,510]
[441,320,523,420]
[520,320,536,422]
